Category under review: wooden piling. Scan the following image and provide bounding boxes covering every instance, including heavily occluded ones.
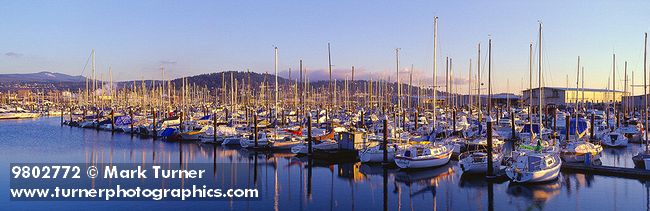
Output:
[254,112,258,148]
[307,114,312,154]
[402,109,407,131]
[95,107,100,131]
[452,109,457,132]
[69,106,73,127]
[486,117,495,178]
[110,109,115,132]
[179,111,184,132]
[510,111,516,140]
[130,108,134,135]
[553,111,557,138]
[382,117,388,164]
[590,113,595,140]
[565,115,570,141]
[392,112,396,133]
[60,106,64,126]
[213,112,217,143]
[414,109,419,131]
[153,108,157,140]
[225,108,230,124]
[357,109,366,128]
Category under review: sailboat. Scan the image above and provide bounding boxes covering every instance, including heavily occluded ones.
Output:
[458,37,503,174]
[600,54,629,147]
[506,22,562,183]
[240,131,271,148]
[359,47,406,162]
[560,57,603,162]
[269,126,304,150]
[632,33,650,169]
[394,142,453,169]
[393,17,453,169]
[459,146,503,174]
[290,128,338,154]
[359,142,398,163]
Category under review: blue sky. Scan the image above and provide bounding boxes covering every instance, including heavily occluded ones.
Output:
[2,1,650,94]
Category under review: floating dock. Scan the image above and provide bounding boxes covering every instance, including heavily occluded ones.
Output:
[561,162,650,179]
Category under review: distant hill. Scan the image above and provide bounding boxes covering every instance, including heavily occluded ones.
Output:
[1,71,483,98]
[170,71,294,90]
[0,71,85,83]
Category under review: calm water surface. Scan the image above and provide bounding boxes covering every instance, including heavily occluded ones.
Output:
[1,117,649,210]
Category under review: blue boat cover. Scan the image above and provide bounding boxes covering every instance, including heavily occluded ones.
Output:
[563,118,588,138]
[520,123,541,134]
[160,128,177,137]
[114,116,132,126]
[199,115,212,120]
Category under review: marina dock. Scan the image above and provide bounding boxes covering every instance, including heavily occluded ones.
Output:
[561,162,650,179]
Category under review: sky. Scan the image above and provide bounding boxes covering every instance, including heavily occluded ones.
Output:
[2,0,650,95]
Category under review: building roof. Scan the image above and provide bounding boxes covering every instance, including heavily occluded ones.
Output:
[523,87,623,93]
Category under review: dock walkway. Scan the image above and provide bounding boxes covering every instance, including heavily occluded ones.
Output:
[561,162,650,180]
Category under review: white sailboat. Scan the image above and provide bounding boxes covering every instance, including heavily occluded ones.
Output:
[600,54,629,147]
[394,143,453,169]
[240,132,270,148]
[359,144,398,163]
[459,150,503,174]
[506,151,562,183]
[506,22,561,183]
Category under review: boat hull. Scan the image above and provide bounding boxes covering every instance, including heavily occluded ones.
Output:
[221,137,242,145]
[506,159,561,183]
[394,151,452,169]
[359,150,395,163]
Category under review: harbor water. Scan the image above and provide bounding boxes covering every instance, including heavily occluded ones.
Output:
[1,117,649,210]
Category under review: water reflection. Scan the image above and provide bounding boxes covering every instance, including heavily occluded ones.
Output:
[506,179,562,209]
[1,118,650,211]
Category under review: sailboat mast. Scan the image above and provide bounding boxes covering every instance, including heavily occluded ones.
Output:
[160,66,164,109]
[409,64,413,110]
[507,79,510,110]
[432,17,438,127]
[450,58,454,109]
[613,54,616,121]
[328,42,333,116]
[582,67,585,111]
[92,49,96,106]
[643,32,650,152]
[221,72,225,106]
[621,61,629,116]
[477,43,482,122]
[488,39,492,117]
[445,57,449,112]
[538,22,543,132]
[468,58,472,112]
[396,48,401,110]
[110,66,113,107]
[575,56,580,141]
[352,65,355,104]
[300,59,303,108]
[274,47,279,120]
[529,43,532,123]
